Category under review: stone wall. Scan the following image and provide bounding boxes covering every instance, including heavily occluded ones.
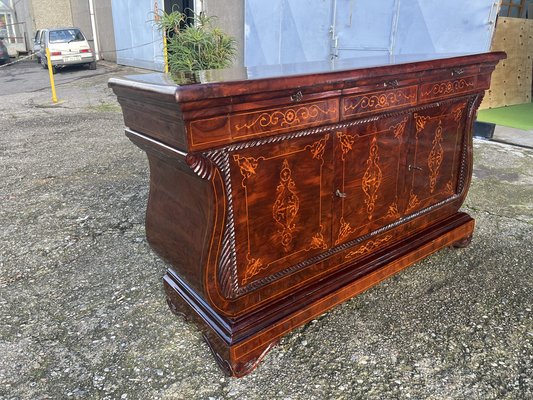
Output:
[30,0,73,29]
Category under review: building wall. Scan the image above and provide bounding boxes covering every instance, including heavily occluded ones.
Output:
[69,0,116,61]
[94,0,116,61]
[110,0,242,70]
[69,0,92,44]
[30,0,72,29]
[244,0,498,67]
[112,0,164,70]
[202,0,245,67]
[12,0,34,51]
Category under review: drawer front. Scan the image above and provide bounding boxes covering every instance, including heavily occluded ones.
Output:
[342,85,418,119]
[419,76,478,101]
[231,99,339,140]
[188,115,231,150]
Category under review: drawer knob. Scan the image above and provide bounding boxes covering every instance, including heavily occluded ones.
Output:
[290,91,303,102]
[451,68,464,77]
[383,80,399,88]
[408,164,423,171]
[335,189,347,198]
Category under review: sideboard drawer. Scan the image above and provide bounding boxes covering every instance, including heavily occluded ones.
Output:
[187,98,340,151]
[230,98,340,140]
[419,75,478,102]
[341,85,418,119]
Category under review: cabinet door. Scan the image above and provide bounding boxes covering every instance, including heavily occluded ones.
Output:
[229,132,333,287]
[333,115,410,246]
[405,100,468,215]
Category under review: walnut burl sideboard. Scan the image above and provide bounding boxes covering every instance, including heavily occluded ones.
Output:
[109,52,505,377]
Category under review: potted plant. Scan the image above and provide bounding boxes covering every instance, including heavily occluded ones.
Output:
[154,9,236,73]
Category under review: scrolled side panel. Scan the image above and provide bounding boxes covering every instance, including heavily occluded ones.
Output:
[126,129,217,298]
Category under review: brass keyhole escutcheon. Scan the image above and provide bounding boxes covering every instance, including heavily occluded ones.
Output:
[290,90,303,102]
[451,68,464,76]
[335,189,347,198]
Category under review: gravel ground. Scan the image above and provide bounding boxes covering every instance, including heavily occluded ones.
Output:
[0,61,532,399]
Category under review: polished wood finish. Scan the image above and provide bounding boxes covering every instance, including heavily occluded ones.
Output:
[110,52,505,377]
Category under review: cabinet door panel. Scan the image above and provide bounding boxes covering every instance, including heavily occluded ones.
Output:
[229,133,333,287]
[333,115,410,246]
[405,100,468,215]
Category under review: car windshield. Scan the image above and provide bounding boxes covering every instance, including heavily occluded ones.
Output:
[49,29,85,43]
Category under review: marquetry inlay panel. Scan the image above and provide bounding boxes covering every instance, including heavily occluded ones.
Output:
[231,99,339,139]
[342,86,417,117]
[229,133,333,286]
[407,100,468,215]
[333,115,409,247]
[420,76,477,101]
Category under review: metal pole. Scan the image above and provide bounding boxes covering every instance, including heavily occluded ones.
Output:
[389,0,401,57]
[329,0,338,60]
[154,1,169,73]
[88,0,100,60]
[486,1,500,50]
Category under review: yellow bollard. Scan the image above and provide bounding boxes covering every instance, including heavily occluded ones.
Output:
[45,48,58,103]
[163,33,169,74]
[154,1,169,74]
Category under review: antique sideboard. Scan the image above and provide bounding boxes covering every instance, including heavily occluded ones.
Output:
[109,52,505,377]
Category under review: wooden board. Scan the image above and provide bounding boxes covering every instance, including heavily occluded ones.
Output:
[480,17,533,109]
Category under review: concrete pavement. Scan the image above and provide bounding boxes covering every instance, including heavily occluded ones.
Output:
[0,60,531,399]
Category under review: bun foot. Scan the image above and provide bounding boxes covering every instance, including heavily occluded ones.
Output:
[452,235,472,248]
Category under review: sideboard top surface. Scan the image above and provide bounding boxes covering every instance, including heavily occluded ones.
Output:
[109,52,505,104]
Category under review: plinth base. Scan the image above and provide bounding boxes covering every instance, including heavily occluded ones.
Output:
[164,212,475,377]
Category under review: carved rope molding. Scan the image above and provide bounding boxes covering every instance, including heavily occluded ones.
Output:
[195,94,479,298]
[457,93,483,195]
[185,153,215,180]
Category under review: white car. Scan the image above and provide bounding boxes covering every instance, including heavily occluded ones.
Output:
[39,28,96,72]
[33,29,42,63]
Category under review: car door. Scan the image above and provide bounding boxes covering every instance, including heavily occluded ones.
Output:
[33,30,41,52]
[38,30,47,61]
[33,30,42,61]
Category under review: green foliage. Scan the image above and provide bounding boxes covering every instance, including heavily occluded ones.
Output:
[153,10,236,72]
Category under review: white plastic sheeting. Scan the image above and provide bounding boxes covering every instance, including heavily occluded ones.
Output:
[245,0,499,67]
[111,0,164,71]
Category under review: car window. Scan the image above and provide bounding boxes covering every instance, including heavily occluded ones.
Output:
[34,30,41,42]
[49,29,85,43]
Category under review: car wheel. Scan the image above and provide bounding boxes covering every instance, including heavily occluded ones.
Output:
[52,66,59,74]
[88,61,96,70]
